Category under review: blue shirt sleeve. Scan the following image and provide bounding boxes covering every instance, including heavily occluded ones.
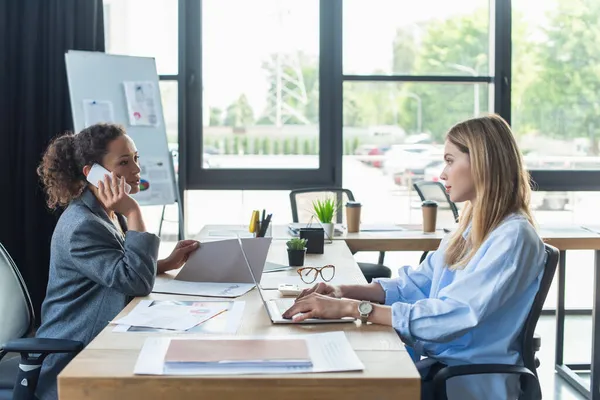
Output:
[389,220,545,346]
[373,241,444,305]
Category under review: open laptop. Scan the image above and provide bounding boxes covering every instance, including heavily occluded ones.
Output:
[236,236,355,325]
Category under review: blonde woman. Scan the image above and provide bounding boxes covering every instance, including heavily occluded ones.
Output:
[283,114,546,400]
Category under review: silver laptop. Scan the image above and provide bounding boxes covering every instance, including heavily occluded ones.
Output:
[236,237,355,324]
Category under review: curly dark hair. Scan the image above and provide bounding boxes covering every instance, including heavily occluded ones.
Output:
[37,123,126,209]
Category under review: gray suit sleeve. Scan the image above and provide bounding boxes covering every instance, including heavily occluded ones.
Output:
[67,219,160,296]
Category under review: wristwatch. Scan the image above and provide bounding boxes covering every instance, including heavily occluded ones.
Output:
[358,301,373,324]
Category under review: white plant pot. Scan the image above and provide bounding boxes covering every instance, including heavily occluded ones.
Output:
[321,222,334,241]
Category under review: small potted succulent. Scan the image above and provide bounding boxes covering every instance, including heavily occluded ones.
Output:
[286,237,308,267]
[312,197,338,240]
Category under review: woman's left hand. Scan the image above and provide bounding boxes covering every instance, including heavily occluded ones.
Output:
[158,240,200,273]
[281,293,357,322]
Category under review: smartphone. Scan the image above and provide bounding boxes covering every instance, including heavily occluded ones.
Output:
[87,164,132,194]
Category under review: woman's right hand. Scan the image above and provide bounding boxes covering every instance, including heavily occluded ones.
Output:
[96,172,139,216]
[296,282,343,300]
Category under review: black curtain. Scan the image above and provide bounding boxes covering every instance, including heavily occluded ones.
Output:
[0,0,104,321]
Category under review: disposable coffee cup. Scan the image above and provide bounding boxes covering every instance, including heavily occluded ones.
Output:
[422,200,438,233]
[346,201,362,233]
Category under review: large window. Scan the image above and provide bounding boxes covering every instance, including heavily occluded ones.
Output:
[202,0,320,170]
[343,0,490,77]
[181,0,338,189]
[512,0,600,190]
[103,0,178,75]
[341,0,493,234]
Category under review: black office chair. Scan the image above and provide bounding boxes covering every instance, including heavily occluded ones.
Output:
[0,242,83,400]
[427,243,559,400]
[413,181,459,264]
[413,181,459,222]
[289,188,391,283]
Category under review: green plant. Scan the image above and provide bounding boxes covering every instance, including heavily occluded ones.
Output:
[352,137,360,154]
[283,138,291,155]
[312,197,338,223]
[286,237,307,250]
[223,138,230,154]
[253,137,261,154]
[262,137,271,154]
[303,138,311,155]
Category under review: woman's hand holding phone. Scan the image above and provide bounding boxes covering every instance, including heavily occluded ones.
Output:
[96,172,140,217]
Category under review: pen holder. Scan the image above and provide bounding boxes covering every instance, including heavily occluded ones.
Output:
[299,228,324,254]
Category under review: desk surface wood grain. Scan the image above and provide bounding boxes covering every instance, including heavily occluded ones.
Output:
[58,240,420,400]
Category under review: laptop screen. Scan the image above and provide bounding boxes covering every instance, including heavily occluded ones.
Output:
[235,236,270,308]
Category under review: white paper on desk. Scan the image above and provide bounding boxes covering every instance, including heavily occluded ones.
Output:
[263,261,294,273]
[113,300,245,334]
[134,331,364,376]
[174,237,272,284]
[153,277,255,298]
[360,224,406,232]
[259,274,343,290]
[112,301,229,331]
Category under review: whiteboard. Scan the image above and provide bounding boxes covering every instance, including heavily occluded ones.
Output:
[65,50,176,206]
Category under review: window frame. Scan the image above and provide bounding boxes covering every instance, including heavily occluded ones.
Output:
[180,0,341,190]
[177,0,600,192]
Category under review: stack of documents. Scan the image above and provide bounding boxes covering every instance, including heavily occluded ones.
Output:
[112,300,246,334]
[112,301,229,331]
[134,331,365,376]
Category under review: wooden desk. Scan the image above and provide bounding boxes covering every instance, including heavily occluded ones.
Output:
[199,223,600,398]
[198,224,600,252]
[57,241,420,400]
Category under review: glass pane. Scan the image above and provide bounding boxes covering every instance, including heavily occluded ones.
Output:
[342,81,489,225]
[343,0,490,76]
[103,0,178,74]
[159,81,178,145]
[512,0,600,163]
[202,0,319,169]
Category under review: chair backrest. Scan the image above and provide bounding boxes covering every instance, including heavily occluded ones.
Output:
[521,243,559,375]
[290,188,355,224]
[413,181,459,221]
[0,242,34,346]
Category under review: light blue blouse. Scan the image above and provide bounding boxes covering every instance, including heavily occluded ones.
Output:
[374,214,546,400]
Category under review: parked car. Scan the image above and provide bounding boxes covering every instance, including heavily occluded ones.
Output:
[354,144,391,168]
[384,145,443,187]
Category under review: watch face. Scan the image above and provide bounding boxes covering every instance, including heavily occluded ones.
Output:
[359,301,373,314]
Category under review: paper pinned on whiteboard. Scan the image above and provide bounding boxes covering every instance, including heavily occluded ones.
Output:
[130,157,174,204]
[82,99,114,127]
[123,81,160,127]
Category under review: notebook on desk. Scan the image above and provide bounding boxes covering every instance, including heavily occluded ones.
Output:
[165,338,312,369]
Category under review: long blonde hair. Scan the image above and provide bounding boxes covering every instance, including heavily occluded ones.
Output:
[444,114,535,269]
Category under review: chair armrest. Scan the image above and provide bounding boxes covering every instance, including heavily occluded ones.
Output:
[2,339,83,400]
[3,338,83,355]
[432,364,541,400]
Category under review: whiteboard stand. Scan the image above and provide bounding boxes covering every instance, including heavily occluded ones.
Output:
[157,197,184,240]
[158,154,185,241]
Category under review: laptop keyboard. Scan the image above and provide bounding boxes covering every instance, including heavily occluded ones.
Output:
[273,298,295,315]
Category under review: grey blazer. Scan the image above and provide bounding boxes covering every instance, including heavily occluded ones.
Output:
[35,189,160,400]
